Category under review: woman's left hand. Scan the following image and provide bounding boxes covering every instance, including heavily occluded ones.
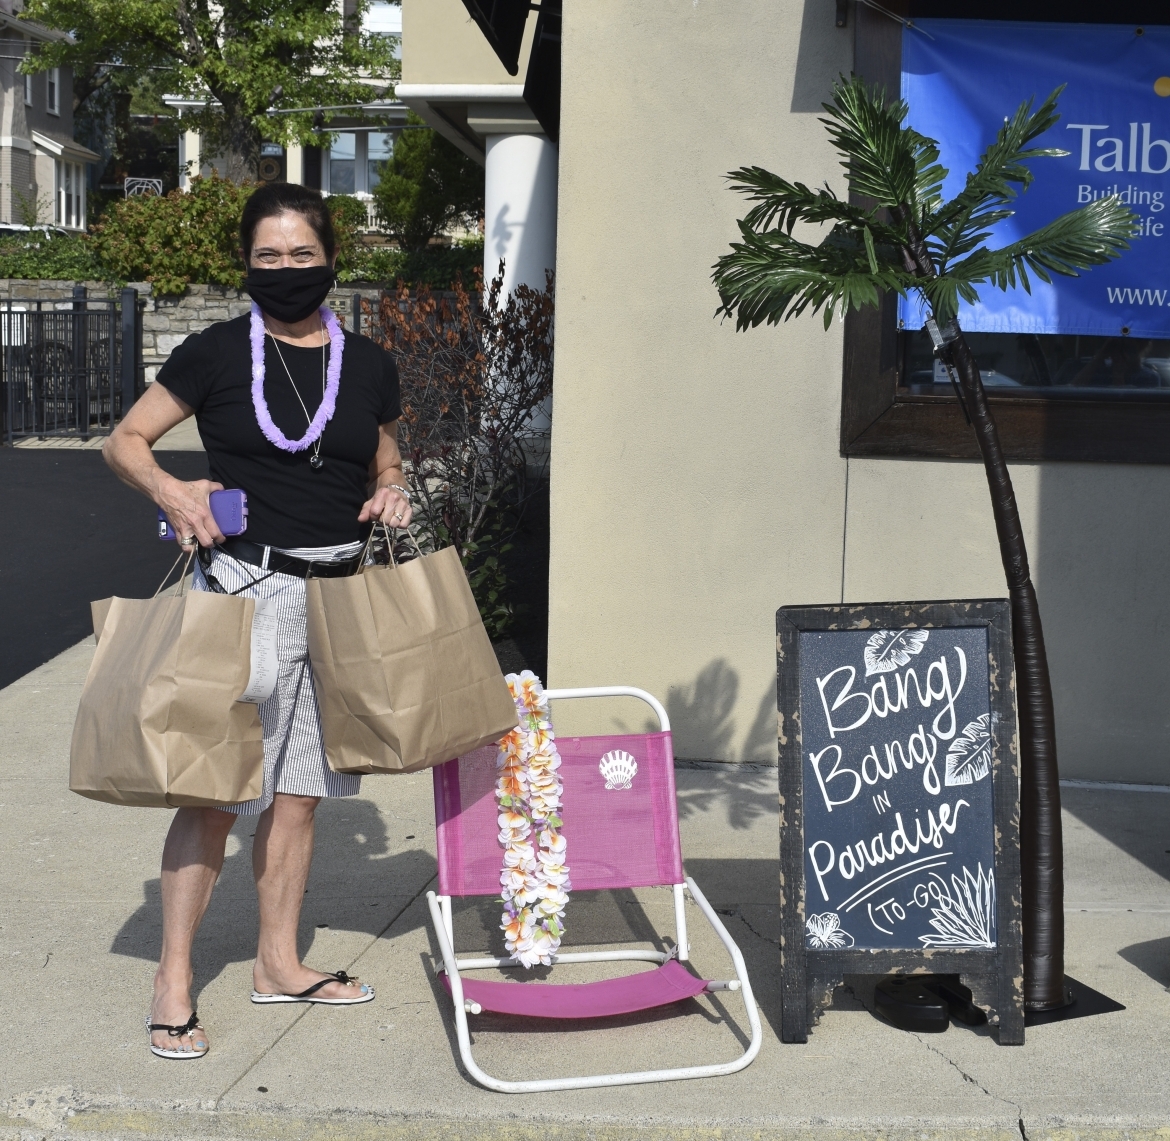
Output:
[359,484,413,530]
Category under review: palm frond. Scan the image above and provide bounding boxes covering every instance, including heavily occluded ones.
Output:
[922,195,1137,321]
[714,223,914,330]
[927,88,1067,270]
[713,75,1139,330]
[727,166,902,245]
[820,75,946,212]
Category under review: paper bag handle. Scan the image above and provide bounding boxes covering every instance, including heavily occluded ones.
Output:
[152,547,196,598]
[356,522,425,573]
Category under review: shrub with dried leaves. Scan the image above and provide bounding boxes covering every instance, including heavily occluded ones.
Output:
[365,263,554,637]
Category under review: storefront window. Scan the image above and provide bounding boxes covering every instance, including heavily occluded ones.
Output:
[328,133,356,194]
[841,0,1170,463]
[900,332,1170,397]
[367,132,393,190]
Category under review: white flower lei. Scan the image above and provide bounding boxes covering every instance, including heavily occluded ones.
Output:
[496,671,571,968]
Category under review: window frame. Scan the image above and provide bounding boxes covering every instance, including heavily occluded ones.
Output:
[55,161,84,229]
[842,2,1170,464]
[325,131,370,195]
[46,67,59,115]
[23,68,33,106]
[367,130,393,191]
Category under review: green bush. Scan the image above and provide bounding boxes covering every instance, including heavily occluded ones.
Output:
[0,231,104,281]
[0,181,483,295]
[324,194,368,276]
[341,238,485,289]
[89,174,255,296]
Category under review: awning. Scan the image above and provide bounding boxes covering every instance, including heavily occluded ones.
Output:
[0,12,70,42]
[31,131,100,164]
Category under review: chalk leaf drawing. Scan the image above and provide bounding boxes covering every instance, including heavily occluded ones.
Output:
[806,912,855,949]
[863,629,930,677]
[945,713,992,786]
[919,864,996,948]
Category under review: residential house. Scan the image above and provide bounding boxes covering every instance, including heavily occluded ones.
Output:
[0,0,98,229]
[169,0,404,224]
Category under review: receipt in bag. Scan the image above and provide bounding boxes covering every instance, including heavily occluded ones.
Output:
[239,597,279,704]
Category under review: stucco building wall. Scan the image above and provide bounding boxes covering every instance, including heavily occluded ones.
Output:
[546,0,1170,785]
[398,1,1170,784]
[401,0,533,86]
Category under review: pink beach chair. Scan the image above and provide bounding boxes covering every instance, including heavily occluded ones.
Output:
[426,686,762,1093]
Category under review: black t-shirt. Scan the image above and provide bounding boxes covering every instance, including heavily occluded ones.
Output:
[157,314,401,547]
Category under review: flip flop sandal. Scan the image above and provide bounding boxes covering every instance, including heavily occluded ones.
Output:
[146,1011,208,1059]
[251,969,375,1006]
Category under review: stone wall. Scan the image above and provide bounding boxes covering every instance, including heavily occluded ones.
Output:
[0,280,392,383]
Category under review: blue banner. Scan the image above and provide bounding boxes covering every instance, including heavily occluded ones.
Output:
[899,19,1170,338]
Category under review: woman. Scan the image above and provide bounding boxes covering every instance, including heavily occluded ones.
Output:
[104,182,412,1059]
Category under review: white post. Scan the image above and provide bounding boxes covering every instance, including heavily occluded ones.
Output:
[286,143,304,186]
[483,132,557,447]
[483,133,558,296]
[180,128,201,191]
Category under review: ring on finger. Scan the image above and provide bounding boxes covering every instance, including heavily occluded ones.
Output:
[179,535,197,546]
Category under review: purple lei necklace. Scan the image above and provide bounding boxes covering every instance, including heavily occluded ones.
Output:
[250,301,343,458]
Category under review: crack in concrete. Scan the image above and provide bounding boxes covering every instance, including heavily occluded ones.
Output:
[717,906,780,947]
[213,873,438,1106]
[915,1034,1023,1123]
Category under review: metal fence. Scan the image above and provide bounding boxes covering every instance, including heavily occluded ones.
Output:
[1,287,144,445]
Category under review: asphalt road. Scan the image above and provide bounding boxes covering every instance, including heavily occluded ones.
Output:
[0,447,548,689]
[0,448,209,689]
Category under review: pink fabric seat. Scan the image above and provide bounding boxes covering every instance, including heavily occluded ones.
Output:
[443,959,709,1019]
[434,732,685,897]
[432,731,694,1021]
[427,694,762,1091]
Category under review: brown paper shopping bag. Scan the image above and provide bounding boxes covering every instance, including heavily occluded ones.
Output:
[306,539,517,775]
[70,558,265,807]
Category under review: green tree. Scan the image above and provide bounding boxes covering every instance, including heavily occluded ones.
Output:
[712,76,1136,1011]
[371,115,483,252]
[20,0,399,180]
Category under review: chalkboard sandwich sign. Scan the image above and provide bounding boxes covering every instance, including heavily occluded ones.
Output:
[777,600,1023,1045]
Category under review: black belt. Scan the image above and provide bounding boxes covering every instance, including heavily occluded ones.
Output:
[213,537,360,579]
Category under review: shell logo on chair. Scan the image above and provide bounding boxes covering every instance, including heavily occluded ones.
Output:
[495,671,571,968]
[598,750,638,790]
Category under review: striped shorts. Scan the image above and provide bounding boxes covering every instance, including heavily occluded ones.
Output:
[193,548,360,816]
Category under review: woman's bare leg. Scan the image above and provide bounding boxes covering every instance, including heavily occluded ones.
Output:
[151,807,237,1053]
[251,793,368,999]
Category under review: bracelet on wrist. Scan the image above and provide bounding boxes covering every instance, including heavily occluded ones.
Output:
[385,483,411,500]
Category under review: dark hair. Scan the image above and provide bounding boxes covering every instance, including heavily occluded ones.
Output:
[239,182,337,262]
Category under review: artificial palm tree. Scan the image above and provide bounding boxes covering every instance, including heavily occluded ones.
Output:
[713,76,1137,1011]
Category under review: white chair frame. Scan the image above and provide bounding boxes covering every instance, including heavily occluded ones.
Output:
[427,686,763,1093]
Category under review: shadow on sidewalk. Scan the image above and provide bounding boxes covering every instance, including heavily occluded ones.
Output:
[1118,936,1170,989]
[108,797,438,999]
[675,766,778,833]
[1061,785,1170,886]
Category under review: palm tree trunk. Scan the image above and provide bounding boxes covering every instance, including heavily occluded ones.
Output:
[948,330,1068,1011]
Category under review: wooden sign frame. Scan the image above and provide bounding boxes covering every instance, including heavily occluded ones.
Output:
[777,600,1024,1045]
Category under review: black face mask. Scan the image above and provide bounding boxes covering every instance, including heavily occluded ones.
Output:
[244,265,335,323]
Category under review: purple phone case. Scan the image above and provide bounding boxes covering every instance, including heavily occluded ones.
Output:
[158,489,248,541]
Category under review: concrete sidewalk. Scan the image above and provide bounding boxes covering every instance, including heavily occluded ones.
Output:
[1,640,1168,1141]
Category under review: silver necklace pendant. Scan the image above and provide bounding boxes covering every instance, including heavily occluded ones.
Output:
[309,453,324,471]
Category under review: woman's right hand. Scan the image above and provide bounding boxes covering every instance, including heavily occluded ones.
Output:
[156,476,226,548]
